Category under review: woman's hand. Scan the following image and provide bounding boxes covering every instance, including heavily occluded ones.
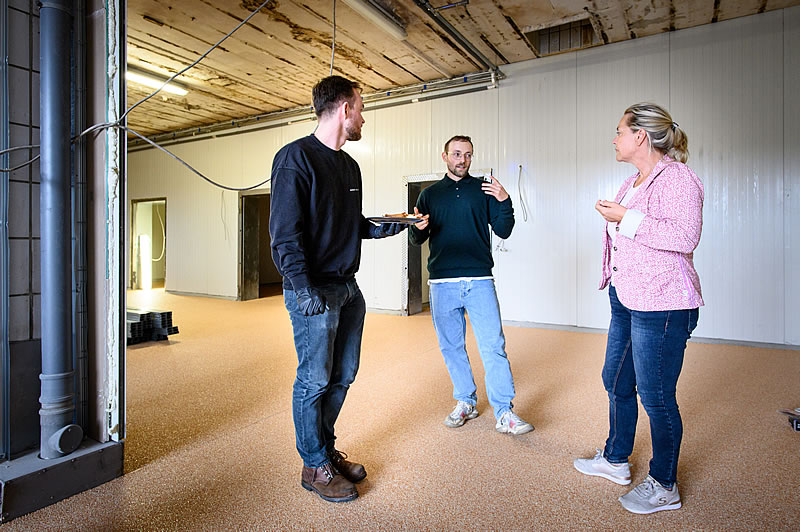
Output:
[595,200,627,223]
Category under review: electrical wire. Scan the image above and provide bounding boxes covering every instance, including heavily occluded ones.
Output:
[120,125,270,191]
[1,0,275,192]
[121,0,274,122]
[0,155,40,173]
[0,144,40,173]
[330,0,336,76]
[152,204,166,262]
[0,144,39,156]
[517,164,529,222]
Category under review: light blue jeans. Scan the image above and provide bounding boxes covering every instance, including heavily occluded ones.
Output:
[429,279,516,419]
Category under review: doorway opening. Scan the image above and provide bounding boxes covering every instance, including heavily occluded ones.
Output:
[405,177,439,315]
[240,193,282,300]
[130,199,167,290]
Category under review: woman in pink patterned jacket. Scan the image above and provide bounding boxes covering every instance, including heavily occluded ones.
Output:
[574,103,704,515]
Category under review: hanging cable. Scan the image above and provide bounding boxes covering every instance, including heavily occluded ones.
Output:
[2,0,276,190]
[0,144,39,156]
[152,204,166,262]
[330,0,336,75]
[0,144,40,173]
[517,164,529,222]
[120,125,270,191]
[0,155,40,173]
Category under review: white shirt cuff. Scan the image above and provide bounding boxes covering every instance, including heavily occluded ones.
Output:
[618,209,645,239]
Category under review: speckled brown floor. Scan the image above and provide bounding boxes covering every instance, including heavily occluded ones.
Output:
[3,288,798,530]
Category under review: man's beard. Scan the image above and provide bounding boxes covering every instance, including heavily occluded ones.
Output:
[448,162,469,177]
[346,122,361,141]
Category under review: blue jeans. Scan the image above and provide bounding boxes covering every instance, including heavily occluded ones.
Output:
[602,285,698,489]
[284,279,366,468]
[429,279,516,419]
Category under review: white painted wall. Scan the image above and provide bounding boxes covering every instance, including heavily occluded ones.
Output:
[128,8,800,345]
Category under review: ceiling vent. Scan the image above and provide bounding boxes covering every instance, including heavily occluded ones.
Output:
[524,17,601,56]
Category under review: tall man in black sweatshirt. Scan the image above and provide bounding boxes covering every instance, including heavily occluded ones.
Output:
[269,76,405,503]
[410,135,534,436]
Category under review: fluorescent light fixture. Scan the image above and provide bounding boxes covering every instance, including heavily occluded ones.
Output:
[343,0,407,41]
[127,70,189,96]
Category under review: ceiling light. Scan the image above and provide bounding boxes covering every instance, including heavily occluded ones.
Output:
[343,0,407,41]
[127,70,189,96]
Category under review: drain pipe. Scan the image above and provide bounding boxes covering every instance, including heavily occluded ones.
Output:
[39,0,83,459]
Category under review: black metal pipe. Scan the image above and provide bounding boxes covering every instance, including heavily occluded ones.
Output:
[39,0,83,459]
[412,0,497,72]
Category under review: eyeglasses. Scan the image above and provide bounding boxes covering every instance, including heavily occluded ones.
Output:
[448,151,472,160]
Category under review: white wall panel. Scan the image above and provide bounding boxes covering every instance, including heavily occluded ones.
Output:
[342,109,377,307]
[365,102,433,310]
[671,12,785,343]
[786,6,800,345]
[495,56,578,325]
[430,89,500,171]
[576,34,671,329]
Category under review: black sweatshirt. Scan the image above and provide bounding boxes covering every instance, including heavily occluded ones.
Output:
[269,135,375,291]
[409,174,514,279]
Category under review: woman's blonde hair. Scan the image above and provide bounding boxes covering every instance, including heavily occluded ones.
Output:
[624,103,689,163]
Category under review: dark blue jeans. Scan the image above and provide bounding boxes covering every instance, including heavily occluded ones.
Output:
[284,279,366,468]
[602,285,698,489]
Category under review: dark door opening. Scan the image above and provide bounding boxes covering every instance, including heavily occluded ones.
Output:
[241,194,282,300]
[406,180,438,315]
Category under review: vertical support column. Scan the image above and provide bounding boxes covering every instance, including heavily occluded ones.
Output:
[39,0,82,459]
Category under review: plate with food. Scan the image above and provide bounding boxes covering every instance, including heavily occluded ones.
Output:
[367,212,425,224]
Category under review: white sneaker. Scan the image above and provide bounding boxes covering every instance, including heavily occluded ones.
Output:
[619,475,681,514]
[573,449,631,485]
[444,401,478,428]
[495,410,534,435]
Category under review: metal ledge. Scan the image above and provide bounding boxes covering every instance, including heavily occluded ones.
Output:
[0,439,123,523]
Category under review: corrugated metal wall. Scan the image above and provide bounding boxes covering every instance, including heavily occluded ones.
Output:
[786,7,800,346]
[671,12,786,343]
[128,8,800,345]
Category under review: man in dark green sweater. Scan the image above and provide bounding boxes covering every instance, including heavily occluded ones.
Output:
[409,135,533,435]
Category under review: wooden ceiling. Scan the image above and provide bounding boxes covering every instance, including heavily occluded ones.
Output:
[125,0,799,137]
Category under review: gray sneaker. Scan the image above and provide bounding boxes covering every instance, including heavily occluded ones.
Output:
[443,401,478,428]
[573,449,631,485]
[619,475,681,514]
[495,410,534,435]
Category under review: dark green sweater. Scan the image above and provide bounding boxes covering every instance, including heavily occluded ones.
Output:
[409,174,514,279]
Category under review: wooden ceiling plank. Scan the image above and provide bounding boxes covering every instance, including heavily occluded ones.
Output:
[289,0,436,85]
[393,0,486,73]
[718,0,768,20]
[127,7,325,101]
[431,0,536,64]
[129,0,354,98]
[125,88,263,125]
[125,30,317,107]
[202,0,425,89]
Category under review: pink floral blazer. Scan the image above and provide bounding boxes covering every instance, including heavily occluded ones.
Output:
[600,155,704,311]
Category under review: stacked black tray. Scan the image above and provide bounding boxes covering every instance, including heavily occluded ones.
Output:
[126,308,180,345]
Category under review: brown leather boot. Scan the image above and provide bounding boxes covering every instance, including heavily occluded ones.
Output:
[328,449,367,483]
[301,462,358,502]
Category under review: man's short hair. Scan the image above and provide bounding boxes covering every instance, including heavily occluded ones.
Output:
[312,76,362,118]
[444,135,473,154]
